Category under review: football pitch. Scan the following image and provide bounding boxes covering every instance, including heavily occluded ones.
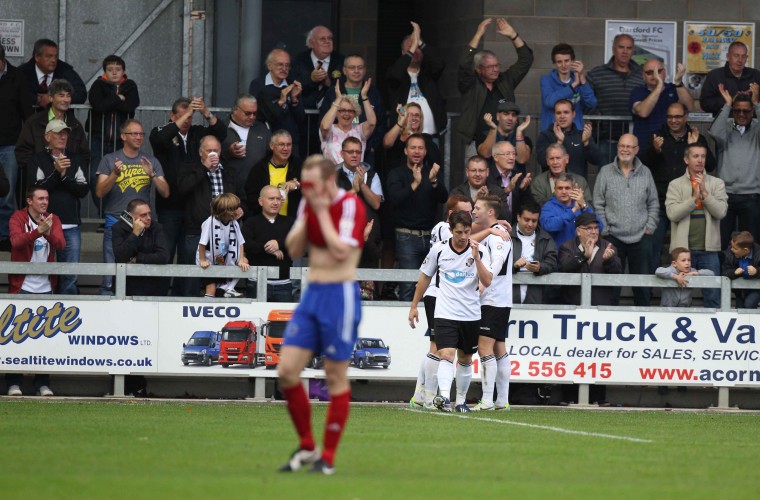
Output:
[1,400,758,499]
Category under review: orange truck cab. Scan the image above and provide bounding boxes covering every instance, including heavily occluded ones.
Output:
[264,309,294,368]
[218,320,263,368]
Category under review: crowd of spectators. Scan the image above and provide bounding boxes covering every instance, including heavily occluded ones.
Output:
[2,21,760,314]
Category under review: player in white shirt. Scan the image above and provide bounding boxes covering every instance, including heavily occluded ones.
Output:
[409,195,473,409]
[408,211,493,412]
[471,194,514,411]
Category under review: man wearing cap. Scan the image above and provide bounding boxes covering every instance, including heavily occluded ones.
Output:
[15,79,90,182]
[558,211,620,406]
[29,119,88,294]
[477,100,532,176]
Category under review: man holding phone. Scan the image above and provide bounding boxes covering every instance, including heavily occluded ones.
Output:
[96,119,169,295]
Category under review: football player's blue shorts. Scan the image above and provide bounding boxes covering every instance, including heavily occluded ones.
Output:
[283,281,361,361]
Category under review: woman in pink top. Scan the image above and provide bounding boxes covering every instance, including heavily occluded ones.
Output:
[320,79,377,164]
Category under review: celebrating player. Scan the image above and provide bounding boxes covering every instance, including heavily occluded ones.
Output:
[471,194,513,410]
[277,154,367,475]
[408,211,493,412]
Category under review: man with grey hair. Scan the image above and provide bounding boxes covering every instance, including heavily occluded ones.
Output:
[531,142,592,207]
[221,94,271,188]
[18,38,87,108]
[244,129,302,217]
[291,26,345,110]
[540,171,600,249]
[593,133,659,306]
[700,41,760,116]
[457,17,533,152]
[249,49,306,157]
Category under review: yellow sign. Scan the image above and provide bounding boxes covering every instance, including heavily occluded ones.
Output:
[684,22,754,73]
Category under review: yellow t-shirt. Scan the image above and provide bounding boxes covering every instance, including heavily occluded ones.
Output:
[268,161,289,216]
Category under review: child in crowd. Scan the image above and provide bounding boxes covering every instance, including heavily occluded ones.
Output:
[655,247,713,307]
[722,231,760,308]
[197,193,249,298]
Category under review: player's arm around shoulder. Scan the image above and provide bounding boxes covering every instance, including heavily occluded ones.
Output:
[471,239,493,288]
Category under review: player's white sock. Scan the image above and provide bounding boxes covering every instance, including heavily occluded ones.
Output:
[480,354,496,405]
[455,360,473,406]
[495,354,511,406]
[423,353,440,404]
[437,359,454,400]
[412,353,426,401]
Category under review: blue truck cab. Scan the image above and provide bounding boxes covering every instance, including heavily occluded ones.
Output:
[352,337,391,369]
[181,330,222,366]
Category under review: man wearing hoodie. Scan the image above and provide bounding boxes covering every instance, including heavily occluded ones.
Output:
[539,43,596,132]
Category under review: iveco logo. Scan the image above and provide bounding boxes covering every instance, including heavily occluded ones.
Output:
[443,270,473,283]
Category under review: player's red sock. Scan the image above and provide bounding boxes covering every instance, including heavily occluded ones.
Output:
[322,389,351,466]
[282,383,315,451]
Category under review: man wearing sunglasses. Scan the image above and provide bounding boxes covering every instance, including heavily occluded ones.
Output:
[708,82,760,251]
[630,58,693,158]
[221,94,271,189]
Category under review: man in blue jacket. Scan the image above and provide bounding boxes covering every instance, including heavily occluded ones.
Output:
[540,43,596,132]
[540,172,601,249]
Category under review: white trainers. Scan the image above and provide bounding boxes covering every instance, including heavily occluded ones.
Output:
[7,385,22,396]
[472,400,495,411]
[278,447,321,472]
[494,403,511,411]
[38,386,54,397]
[223,289,243,298]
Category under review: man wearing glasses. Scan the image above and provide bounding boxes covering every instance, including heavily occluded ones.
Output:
[95,119,169,295]
[630,58,693,158]
[644,103,716,271]
[593,134,659,306]
[244,130,302,218]
[222,94,271,189]
[456,17,533,155]
[249,49,306,158]
[708,82,760,250]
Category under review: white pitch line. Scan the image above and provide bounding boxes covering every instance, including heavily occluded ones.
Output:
[402,408,654,443]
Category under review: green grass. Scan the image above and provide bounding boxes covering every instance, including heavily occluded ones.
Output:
[0,401,758,499]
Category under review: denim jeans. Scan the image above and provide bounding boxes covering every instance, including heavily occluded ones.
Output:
[100,225,115,295]
[0,145,18,238]
[395,230,431,301]
[720,193,760,252]
[650,208,670,272]
[245,280,294,302]
[606,234,653,306]
[174,233,201,297]
[57,226,81,295]
[690,250,721,308]
[156,208,185,296]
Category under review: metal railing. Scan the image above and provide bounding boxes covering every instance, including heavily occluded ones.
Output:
[0,262,756,311]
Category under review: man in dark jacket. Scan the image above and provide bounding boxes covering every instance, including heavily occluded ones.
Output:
[87,54,140,208]
[113,198,169,296]
[18,38,87,108]
[645,102,716,271]
[457,18,533,148]
[220,94,271,189]
[0,44,34,248]
[386,22,446,136]
[536,99,599,178]
[150,96,226,282]
[177,135,245,297]
[511,200,557,304]
[15,79,90,183]
[244,130,302,218]
[249,49,306,158]
[30,119,88,295]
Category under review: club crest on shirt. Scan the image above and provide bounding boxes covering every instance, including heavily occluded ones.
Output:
[466,257,474,267]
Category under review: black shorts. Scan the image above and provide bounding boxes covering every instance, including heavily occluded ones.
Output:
[423,295,436,341]
[434,318,480,355]
[479,306,511,341]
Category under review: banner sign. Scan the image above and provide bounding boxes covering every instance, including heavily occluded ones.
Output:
[605,20,677,81]
[1,300,758,387]
[0,20,24,58]
[683,21,754,74]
